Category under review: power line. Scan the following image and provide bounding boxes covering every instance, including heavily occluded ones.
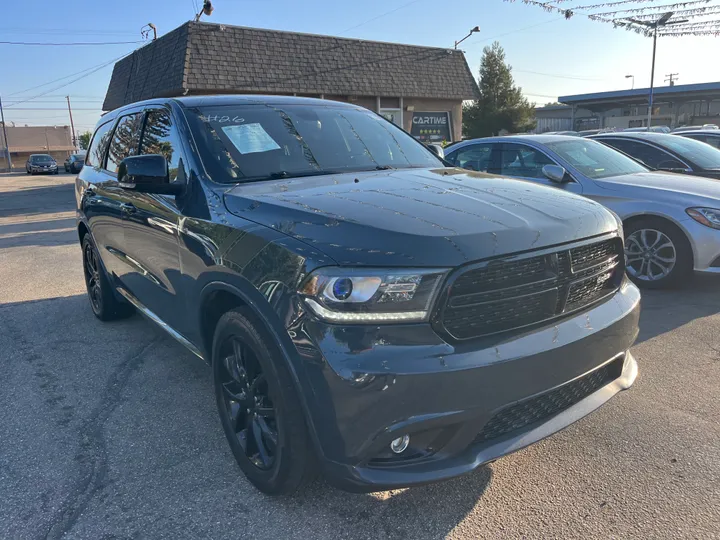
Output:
[513,68,604,80]
[7,54,132,97]
[340,0,426,34]
[3,108,102,111]
[6,51,133,108]
[0,40,144,46]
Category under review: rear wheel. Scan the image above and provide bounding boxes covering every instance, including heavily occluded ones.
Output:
[212,308,317,495]
[81,234,133,320]
[624,217,692,289]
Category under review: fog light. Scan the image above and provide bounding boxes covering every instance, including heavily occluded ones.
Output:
[390,434,410,454]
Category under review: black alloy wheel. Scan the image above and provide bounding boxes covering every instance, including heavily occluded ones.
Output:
[212,308,317,495]
[81,235,133,321]
[218,338,278,470]
[83,237,103,315]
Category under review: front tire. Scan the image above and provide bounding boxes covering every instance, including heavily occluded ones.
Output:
[624,217,692,289]
[212,308,317,495]
[81,235,133,320]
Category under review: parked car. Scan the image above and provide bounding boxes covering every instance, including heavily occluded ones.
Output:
[25,154,58,174]
[64,153,86,173]
[445,135,720,288]
[76,96,640,494]
[590,132,720,179]
[578,128,615,137]
[675,129,720,150]
[623,126,671,133]
[542,130,579,136]
[672,125,705,133]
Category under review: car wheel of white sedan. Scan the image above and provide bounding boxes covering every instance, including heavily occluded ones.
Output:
[624,218,692,289]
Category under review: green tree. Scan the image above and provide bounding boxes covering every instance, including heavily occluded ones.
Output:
[78,130,92,151]
[463,42,536,138]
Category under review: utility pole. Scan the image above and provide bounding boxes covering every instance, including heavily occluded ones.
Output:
[664,73,678,86]
[0,95,12,172]
[66,96,77,150]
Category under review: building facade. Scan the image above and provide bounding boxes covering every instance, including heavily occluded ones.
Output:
[534,82,720,132]
[0,124,74,171]
[103,22,479,142]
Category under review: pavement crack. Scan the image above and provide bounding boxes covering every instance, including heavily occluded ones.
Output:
[44,337,160,540]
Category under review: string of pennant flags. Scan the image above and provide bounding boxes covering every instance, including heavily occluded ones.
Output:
[504,0,720,36]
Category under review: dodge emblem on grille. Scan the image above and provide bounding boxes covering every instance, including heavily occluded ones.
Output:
[596,272,613,285]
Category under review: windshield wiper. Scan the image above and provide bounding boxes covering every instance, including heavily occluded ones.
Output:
[374,165,395,170]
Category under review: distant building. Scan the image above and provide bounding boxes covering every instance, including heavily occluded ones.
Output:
[0,124,74,171]
[535,82,720,132]
[103,21,479,142]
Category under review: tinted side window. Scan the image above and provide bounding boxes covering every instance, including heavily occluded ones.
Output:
[86,121,114,168]
[499,143,555,178]
[140,109,184,182]
[106,113,144,174]
[686,134,720,150]
[600,139,673,169]
[448,144,494,172]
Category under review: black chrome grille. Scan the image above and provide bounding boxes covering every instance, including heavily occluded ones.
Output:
[473,356,624,445]
[440,238,623,340]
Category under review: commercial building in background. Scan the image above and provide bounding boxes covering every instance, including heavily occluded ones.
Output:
[0,124,74,171]
[103,21,479,142]
[535,81,720,132]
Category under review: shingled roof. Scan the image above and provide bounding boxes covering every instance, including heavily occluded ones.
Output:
[103,22,479,111]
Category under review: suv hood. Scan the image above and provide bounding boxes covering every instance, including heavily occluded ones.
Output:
[223,168,618,267]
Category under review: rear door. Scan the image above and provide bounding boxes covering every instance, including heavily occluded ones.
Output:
[117,106,187,333]
[445,143,497,172]
[79,118,129,280]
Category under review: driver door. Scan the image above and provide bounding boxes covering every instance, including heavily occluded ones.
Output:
[497,142,583,194]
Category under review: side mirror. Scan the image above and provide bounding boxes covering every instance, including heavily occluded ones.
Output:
[118,155,181,195]
[542,164,569,183]
[426,144,445,159]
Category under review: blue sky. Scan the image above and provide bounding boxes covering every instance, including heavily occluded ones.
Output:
[1,0,718,133]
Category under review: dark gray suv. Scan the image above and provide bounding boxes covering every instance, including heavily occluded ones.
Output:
[76,95,640,494]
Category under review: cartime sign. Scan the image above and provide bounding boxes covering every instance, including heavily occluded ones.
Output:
[410,112,451,143]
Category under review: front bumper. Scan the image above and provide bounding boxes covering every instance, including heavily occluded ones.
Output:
[682,217,720,274]
[30,166,57,173]
[289,279,641,492]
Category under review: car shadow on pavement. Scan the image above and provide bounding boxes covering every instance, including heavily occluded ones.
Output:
[283,468,493,537]
[0,217,77,248]
[635,273,720,344]
[0,183,75,219]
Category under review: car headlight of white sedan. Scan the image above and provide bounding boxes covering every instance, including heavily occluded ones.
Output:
[686,207,720,230]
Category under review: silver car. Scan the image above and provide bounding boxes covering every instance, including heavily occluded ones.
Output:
[445,135,720,288]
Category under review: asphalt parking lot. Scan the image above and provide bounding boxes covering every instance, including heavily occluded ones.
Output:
[1,171,719,539]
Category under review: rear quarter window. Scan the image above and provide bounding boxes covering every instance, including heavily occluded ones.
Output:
[86,121,115,168]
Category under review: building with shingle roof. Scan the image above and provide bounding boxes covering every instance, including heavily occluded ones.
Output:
[103,21,479,142]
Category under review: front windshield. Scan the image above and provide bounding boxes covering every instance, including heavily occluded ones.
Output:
[32,155,53,163]
[185,103,443,182]
[544,138,648,179]
[656,135,720,169]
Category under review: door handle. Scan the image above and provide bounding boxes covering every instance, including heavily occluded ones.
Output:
[120,202,137,214]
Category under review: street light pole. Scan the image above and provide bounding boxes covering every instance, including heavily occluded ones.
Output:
[0,95,12,172]
[454,26,480,49]
[625,74,635,90]
[647,26,658,129]
[625,12,687,130]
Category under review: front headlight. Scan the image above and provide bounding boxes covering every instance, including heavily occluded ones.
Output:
[299,267,448,323]
[686,207,720,230]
